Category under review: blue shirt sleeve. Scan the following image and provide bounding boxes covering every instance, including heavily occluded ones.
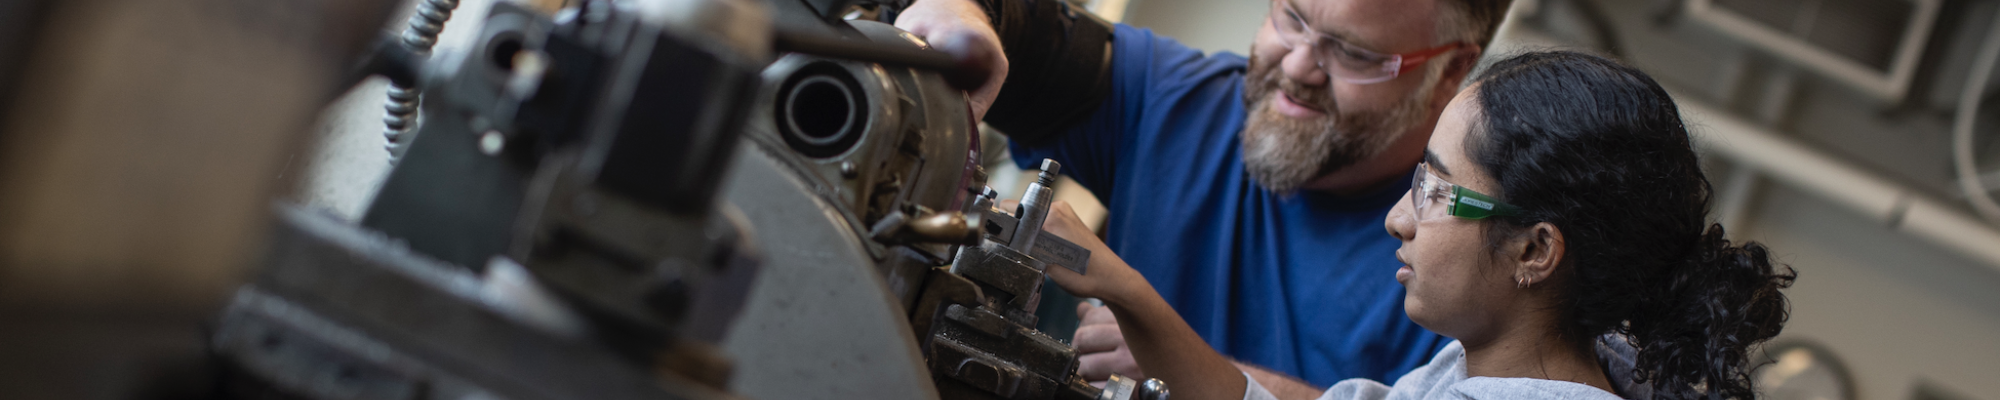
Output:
[1009,24,1248,204]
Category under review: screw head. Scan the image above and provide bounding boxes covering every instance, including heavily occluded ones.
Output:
[479,131,506,156]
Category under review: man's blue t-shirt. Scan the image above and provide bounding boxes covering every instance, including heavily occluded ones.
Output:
[1008,24,1450,387]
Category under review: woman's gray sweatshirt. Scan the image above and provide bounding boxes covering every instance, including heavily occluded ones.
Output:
[1244,336,1653,400]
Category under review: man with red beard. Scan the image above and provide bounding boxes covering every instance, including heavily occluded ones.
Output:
[896,0,1510,398]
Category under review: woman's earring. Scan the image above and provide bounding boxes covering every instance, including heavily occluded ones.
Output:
[1517,276,1530,289]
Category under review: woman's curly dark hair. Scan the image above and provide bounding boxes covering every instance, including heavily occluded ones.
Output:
[1464,51,1797,399]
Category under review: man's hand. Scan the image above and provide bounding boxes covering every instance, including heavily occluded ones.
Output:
[894,0,1007,120]
[1074,301,1143,386]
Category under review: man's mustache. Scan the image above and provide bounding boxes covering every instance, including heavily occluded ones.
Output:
[1277,80,1334,112]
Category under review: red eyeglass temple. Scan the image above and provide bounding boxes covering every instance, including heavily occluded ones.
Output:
[1394,43,1466,75]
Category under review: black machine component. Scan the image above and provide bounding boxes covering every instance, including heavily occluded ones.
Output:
[361,0,762,269]
[215,206,749,400]
[217,1,771,399]
[973,0,1116,143]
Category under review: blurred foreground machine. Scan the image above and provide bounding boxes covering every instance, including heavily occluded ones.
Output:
[213,1,772,399]
[0,0,406,398]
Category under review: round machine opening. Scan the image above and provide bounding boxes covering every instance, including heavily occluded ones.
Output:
[786,76,856,142]
[775,62,869,158]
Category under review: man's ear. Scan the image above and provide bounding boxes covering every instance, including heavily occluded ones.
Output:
[1512,221,1565,287]
[1448,44,1483,84]
[1429,44,1482,111]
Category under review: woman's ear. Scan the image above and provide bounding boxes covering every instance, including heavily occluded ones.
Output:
[1512,222,1565,288]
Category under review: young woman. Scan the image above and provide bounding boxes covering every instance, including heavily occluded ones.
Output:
[1042,51,1797,399]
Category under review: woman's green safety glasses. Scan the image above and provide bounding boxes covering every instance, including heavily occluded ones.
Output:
[1410,162,1523,220]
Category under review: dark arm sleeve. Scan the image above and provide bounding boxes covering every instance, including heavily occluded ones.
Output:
[973,0,1114,144]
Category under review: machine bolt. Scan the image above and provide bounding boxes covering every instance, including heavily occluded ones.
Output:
[479,130,506,155]
[1138,378,1169,400]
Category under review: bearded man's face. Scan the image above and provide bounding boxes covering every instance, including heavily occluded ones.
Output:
[1239,51,1439,193]
[1238,0,1458,193]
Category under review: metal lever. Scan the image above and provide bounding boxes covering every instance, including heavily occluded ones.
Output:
[772,28,991,90]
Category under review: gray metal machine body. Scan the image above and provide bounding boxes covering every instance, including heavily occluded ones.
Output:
[749,20,983,307]
[717,16,1167,400]
[718,19,982,400]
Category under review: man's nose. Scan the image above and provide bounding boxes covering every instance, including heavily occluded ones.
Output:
[1281,43,1329,87]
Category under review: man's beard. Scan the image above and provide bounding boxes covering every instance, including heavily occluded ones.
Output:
[1239,53,1438,193]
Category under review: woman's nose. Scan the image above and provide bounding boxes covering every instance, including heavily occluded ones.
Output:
[1386,191,1416,241]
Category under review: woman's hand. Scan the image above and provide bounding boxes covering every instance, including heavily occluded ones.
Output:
[1034,200,1142,303]
[1027,204,1250,400]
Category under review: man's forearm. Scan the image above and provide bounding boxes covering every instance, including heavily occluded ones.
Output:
[1104,288,1246,400]
[952,0,1114,142]
[1232,362,1325,400]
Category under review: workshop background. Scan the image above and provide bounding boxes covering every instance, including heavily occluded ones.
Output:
[291,0,2000,399]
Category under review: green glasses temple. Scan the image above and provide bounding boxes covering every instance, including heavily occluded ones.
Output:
[1449,185,1524,220]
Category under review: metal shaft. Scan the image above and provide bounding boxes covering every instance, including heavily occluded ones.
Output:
[1009,159,1061,255]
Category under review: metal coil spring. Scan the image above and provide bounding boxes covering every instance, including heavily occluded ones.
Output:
[383,84,420,154]
[384,0,460,161]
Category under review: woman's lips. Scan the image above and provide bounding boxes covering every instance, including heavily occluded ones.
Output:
[1394,252,1412,284]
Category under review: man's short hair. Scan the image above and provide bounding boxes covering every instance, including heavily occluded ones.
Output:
[1436,0,1513,49]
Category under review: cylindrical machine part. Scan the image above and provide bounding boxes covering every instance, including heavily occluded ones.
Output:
[1009,159,1061,255]
[775,63,869,158]
[785,76,856,143]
